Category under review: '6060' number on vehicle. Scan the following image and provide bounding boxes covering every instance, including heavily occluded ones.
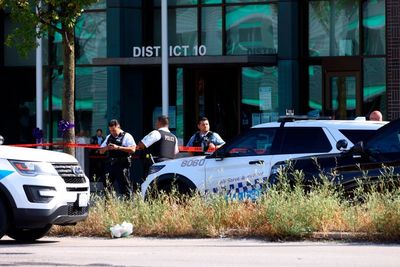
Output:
[181,159,205,167]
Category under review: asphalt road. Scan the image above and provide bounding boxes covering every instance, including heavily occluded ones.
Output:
[0,236,399,267]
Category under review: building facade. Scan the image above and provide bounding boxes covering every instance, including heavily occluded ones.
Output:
[0,0,394,146]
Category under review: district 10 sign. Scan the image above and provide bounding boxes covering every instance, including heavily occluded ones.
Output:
[133,45,207,57]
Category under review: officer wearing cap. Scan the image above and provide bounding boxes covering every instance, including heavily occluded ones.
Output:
[137,115,179,177]
[99,119,136,198]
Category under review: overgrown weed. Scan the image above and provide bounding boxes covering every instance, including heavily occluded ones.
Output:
[51,169,400,241]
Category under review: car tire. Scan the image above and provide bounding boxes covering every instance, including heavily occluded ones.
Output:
[146,175,196,199]
[7,224,52,242]
[0,200,9,239]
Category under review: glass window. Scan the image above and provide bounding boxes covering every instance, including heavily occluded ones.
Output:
[47,69,64,140]
[363,0,385,55]
[154,8,198,56]
[226,4,277,55]
[279,128,332,154]
[52,25,64,65]
[309,65,322,116]
[339,129,376,144]
[75,12,107,65]
[75,67,108,136]
[241,66,279,131]
[46,67,107,141]
[309,0,359,56]
[329,75,357,119]
[203,0,222,3]
[201,7,222,55]
[223,128,277,157]
[226,0,276,3]
[87,0,106,9]
[367,129,400,154]
[176,68,184,144]
[154,0,198,6]
[363,57,386,117]
[3,15,35,66]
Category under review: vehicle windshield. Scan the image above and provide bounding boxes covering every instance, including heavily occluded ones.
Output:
[212,128,278,158]
[364,119,400,153]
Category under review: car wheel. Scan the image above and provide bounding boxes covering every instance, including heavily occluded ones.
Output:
[7,224,52,242]
[0,200,9,239]
[146,176,196,199]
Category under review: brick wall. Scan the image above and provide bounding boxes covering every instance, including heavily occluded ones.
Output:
[386,0,400,120]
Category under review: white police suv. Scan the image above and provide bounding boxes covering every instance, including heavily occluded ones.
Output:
[141,118,387,200]
[0,144,90,241]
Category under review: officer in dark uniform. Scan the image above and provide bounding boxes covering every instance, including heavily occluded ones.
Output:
[99,120,136,198]
[137,115,179,177]
[89,128,105,182]
[186,117,225,155]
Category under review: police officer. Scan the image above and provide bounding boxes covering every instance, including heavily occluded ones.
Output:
[89,128,105,182]
[186,117,225,154]
[137,116,178,176]
[99,119,136,198]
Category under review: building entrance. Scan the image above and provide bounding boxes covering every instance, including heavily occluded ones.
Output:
[184,68,240,143]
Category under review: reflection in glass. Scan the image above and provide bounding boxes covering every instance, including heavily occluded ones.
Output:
[202,7,222,55]
[203,0,222,3]
[87,0,106,9]
[176,68,184,144]
[154,0,198,6]
[241,66,279,131]
[75,67,108,135]
[47,68,107,140]
[3,15,35,66]
[226,5,277,55]
[329,76,356,119]
[309,0,359,56]
[309,66,322,115]
[363,58,386,116]
[154,8,198,56]
[363,0,385,55]
[75,12,107,65]
[226,0,274,3]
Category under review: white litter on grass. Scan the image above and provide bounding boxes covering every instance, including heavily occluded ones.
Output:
[110,221,133,238]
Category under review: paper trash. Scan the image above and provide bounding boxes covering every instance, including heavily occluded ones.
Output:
[110,221,133,238]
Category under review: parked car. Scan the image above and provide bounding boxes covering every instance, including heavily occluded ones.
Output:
[141,117,386,199]
[0,144,90,241]
[270,118,400,193]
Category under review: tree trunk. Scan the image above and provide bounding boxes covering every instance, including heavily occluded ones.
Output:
[62,28,75,156]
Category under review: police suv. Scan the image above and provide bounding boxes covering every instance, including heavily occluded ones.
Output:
[0,142,90,241]
[141,118,387,199]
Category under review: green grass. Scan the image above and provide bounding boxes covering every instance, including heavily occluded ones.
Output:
[51,172,400,241]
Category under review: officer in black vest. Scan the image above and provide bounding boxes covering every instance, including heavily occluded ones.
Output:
[99,119,136,198]
[186,117,225,154]
[137,115,179,177]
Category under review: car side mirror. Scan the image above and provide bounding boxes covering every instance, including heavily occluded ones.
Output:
[0,135,4,145]
[336,139,348,151]
[352,141,364,154]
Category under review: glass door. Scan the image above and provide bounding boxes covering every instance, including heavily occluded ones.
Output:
[324,72,361,119]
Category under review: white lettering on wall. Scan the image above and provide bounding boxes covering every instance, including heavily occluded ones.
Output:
[132,45,207,57]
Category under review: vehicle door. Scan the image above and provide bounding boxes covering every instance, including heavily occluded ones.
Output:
[269,127,334,169]
[338,120,400,190]
[204,128,278,200]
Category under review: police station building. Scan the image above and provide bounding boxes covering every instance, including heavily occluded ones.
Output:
[0,0,398,145]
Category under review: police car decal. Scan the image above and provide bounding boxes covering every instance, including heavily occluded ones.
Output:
[0,170,13,180]
[206,173,267,201]
[180,158,205,167]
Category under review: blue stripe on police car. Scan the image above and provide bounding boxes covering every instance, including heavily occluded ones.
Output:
[0,170,13,180]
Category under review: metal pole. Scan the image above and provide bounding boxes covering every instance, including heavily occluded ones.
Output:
[161,0,169,116]
[36,3,43,131]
